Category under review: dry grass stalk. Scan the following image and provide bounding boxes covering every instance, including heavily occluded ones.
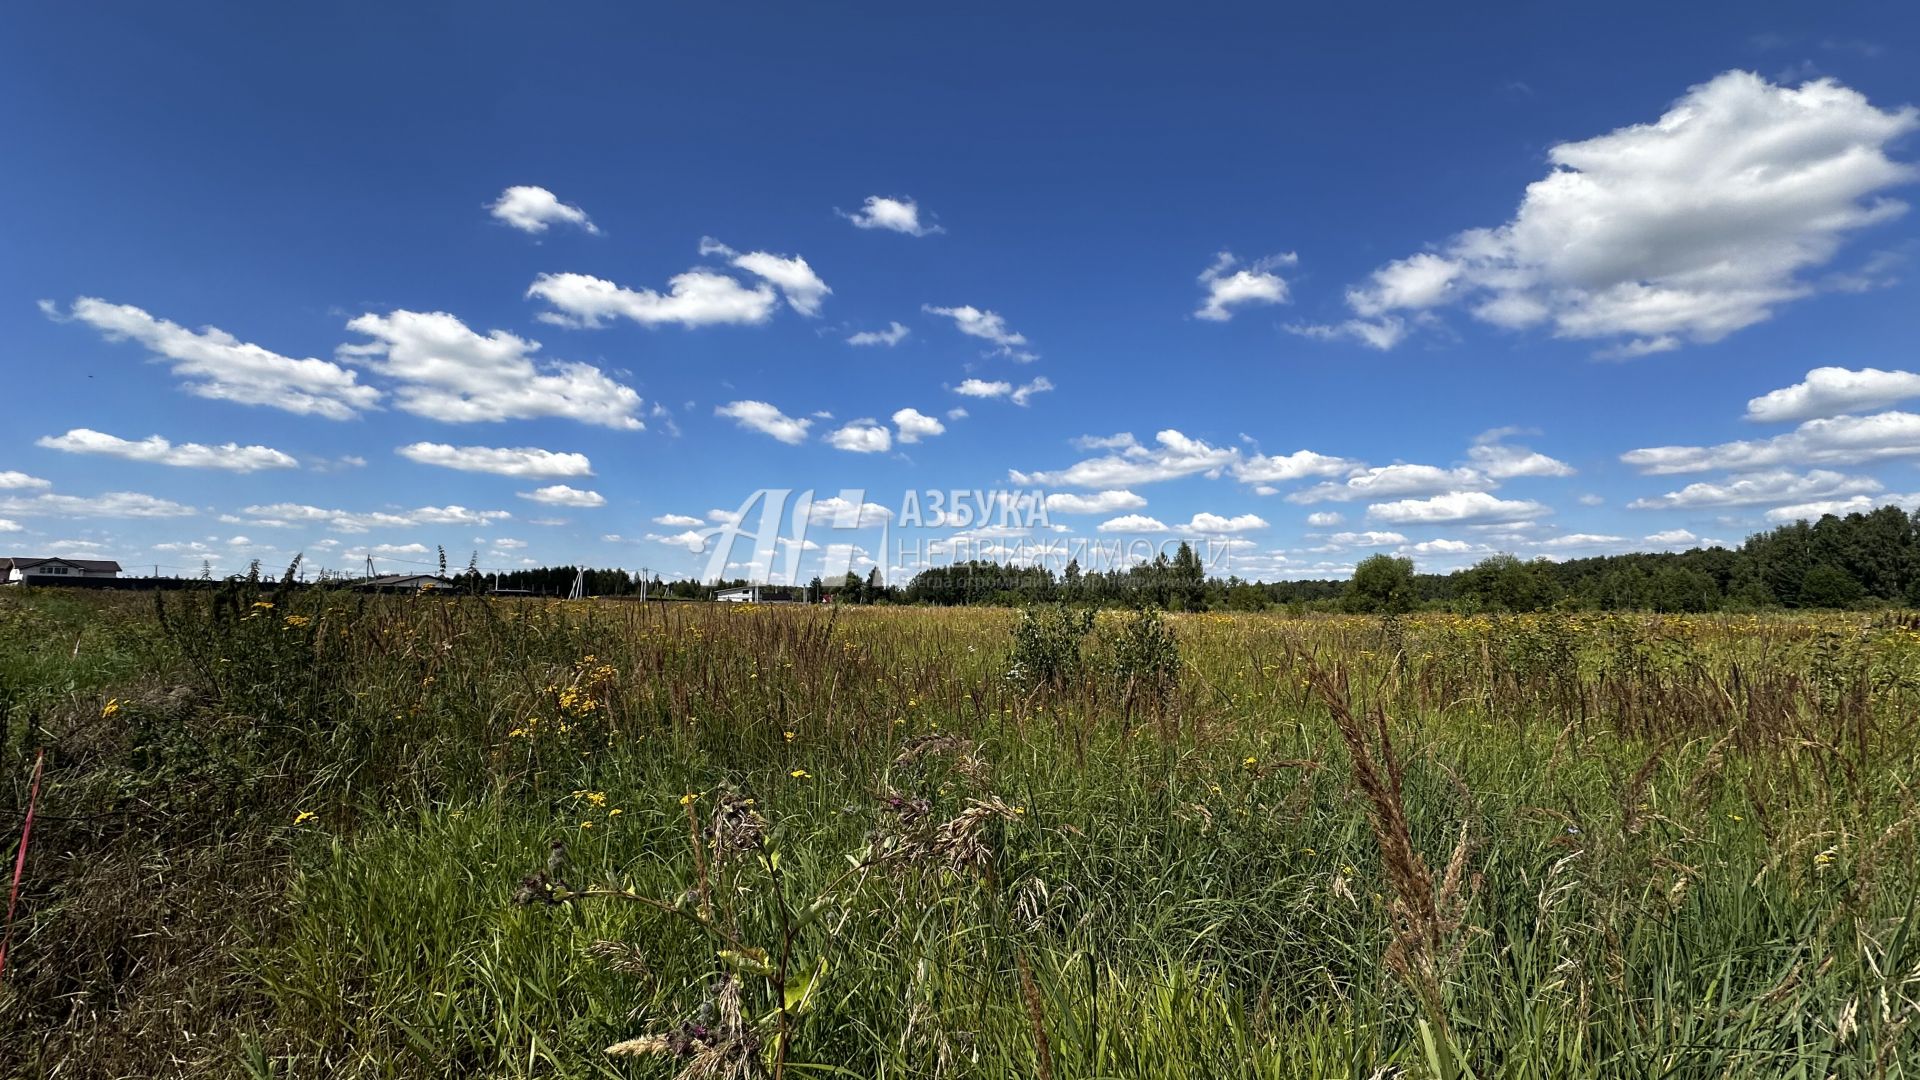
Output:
[1307,660,1478,1067]
[605,975,764,1079]
[1013,950,1054,1080]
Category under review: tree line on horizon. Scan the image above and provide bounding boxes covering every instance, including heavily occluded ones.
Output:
[454,503,1920,614]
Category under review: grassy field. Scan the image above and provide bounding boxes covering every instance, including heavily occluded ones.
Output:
[2,586,1917,1078]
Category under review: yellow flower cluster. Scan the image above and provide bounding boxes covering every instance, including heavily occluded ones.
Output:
[557,684,602,718]
[507,715,574,739]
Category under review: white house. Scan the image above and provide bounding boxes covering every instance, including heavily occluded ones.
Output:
[0,557,122,584]
[715,585,761,603]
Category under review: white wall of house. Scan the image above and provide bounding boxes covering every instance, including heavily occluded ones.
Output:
[2,561,121,583]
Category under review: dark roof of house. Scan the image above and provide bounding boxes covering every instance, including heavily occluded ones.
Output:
[1,557,122,572]
[360,574,451,588]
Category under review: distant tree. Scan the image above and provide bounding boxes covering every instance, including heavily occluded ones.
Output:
[1460,554,1561,612]
[1800,563,1866,608]
[1345,554,1416,614]
[1649,565,1717,612]
[1170,542,1206,610]
[1225,578,1269,611]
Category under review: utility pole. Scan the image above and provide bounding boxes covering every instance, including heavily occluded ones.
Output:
[638,566,651,602]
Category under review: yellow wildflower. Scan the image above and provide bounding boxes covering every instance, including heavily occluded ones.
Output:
[789,769,812,779]
[101,698,121,719]
[293,810,316,826]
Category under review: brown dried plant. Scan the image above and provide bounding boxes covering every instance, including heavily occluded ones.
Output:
[1306,660,1478,1076]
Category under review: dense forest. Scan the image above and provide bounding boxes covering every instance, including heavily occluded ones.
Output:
[389,503,1920,613]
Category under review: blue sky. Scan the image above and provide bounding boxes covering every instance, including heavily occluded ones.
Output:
[4,3,1920,583]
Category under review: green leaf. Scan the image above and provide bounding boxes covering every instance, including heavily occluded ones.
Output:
[784,955,828,1015]
[718,948,776,977]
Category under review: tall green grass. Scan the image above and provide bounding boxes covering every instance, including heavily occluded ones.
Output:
[2,590,1916,1077]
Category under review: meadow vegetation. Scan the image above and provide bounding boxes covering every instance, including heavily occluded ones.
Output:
[2,584,1918,1077]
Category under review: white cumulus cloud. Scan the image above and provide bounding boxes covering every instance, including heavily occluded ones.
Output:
[1645,529,1703,546]
[1628,469,1881,509]
[527,270,777,329]
[724,248,832,316]
[1,491,197,519]
[1043,490,1146,514]
[341,310,644,429]
[518,485,605,508]
[1181,512,1269,534]
[1195,250,1296,321]
[848,322,910,346]
[1622,411,1920,473]
[1764,493,1920,522]
[46,298,380,419]
[954,378,1012,398]
[1233,449,1361,485]
[1011,376,1053,406]
[488,185,599,235]
[397,442,593,478]
[715,400,813,445]
[1314,72,1919,354]
[839,195,943,236]
[1467,428,1575,478]
[1290,464,1495,504]
[1326,530,1410,547]
[825,419,892,454]
[1012,430,1237,488]
[36,428,298,472]
[891,408,945,444]
[923,304,1034,359]
[1745,366,1920,422]
[237,502,510,533]
[1097,514,1169,533]
[1367,492,1551,524]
